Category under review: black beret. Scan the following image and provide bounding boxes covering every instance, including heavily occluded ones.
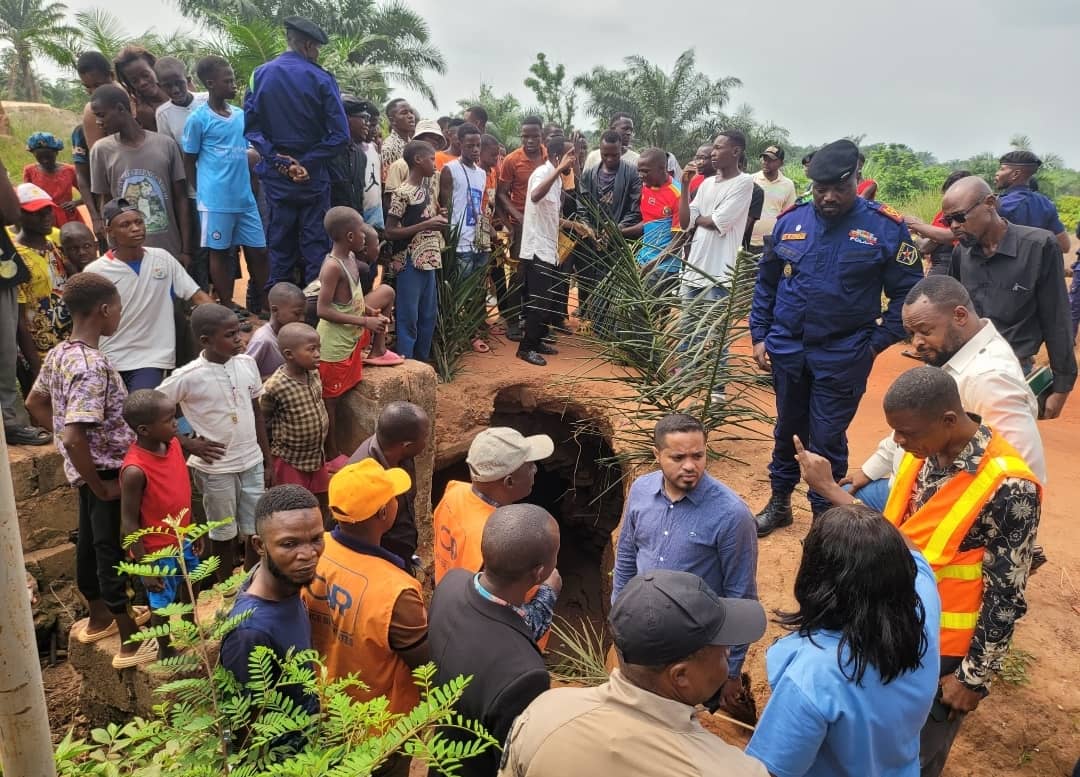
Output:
[807,139,860,184]
[283,16,329,45]
[999,149,1041,168]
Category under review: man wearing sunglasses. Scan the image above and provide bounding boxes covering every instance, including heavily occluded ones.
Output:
[943,176,1075,420]
[750,138,923,537]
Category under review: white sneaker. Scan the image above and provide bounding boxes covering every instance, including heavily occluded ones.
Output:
[710,390,727,403]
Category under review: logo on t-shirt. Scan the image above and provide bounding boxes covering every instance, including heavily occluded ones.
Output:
[119,169,170,235]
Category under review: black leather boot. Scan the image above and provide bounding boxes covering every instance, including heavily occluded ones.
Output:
[755,492,793,537]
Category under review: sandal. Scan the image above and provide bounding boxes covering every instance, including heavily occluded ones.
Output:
[471,338,491,354]
[363,351,405,367]
[488,322,507,336]
[6,425,51,446]
[76,605,152,643]
[112,638,158,670]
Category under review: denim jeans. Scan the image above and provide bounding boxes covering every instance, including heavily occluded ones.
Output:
[395,259,438,360]
[457,250,489,278]
[680,283,730,391]
[844,478,891,511]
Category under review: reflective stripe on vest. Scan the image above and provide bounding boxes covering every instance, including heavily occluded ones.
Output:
[883,432,1040,656]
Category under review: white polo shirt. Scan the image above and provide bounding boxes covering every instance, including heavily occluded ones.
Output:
[861,319,1046,484]
[85,247,201,371]
[520,161,561,265]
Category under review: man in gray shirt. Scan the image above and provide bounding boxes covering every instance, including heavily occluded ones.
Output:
[943,176,1075,419]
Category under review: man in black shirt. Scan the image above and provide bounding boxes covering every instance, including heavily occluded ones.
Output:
[944,176,1075,419]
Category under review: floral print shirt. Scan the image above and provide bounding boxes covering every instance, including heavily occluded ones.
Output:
[388,179,443,270]
[910,422,1041,691]
[31,340,134,485]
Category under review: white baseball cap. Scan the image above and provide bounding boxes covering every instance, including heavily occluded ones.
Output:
[467,427,554,482]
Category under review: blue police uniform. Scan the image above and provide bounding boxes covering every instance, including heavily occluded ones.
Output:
[244,50,349,285]
[750,196,923,515]
[997,185,1065,235]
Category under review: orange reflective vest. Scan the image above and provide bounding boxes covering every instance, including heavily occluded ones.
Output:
[883,432,1040,657]
[303,534,423,715]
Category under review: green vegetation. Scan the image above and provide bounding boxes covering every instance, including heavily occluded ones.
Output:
[1,103,78,181]
[34,513,496,776]
[548,617,609,687]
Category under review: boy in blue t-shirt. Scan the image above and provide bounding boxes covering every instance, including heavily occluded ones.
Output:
[182,55,268,313]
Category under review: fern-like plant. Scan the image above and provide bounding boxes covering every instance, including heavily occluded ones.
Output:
[43,515,497,776]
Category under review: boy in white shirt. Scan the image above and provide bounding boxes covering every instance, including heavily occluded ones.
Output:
[157,303,270,578]
[517,136,577,367]
[84,198,212,391]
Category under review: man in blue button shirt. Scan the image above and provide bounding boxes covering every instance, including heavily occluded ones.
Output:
[612,413,759,719]
[244,16,349,286]
[751,139,923,536]
[994,150,1070,255]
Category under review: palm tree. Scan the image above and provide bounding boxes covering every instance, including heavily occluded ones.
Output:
[457,83,530,149]
[574,49,741,163]
[0,0,78,101]
[175,0,446,105]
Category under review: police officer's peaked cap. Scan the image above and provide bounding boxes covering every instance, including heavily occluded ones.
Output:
[807,139,860,184]
[999,149,1042,168]
[283,16,329,45]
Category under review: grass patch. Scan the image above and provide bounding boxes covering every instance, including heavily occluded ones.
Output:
[547,616,609,687]
[2,102,81,183]
[997,647,1035,686]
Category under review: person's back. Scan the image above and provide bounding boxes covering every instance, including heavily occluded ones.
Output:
[501,671,766,777]
[432,479,492,583]
[428,568,549,777]
[747,550,940,777]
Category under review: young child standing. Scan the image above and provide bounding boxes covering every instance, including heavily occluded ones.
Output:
[119,389,200,659]
[245,282,305,379]
[22,132,83,226]
[182,56,268,312]
[385,140,448,361]
[157,303,270,578]
[25,272,150,669]
[316,206,400,467]
[260,323,331,520]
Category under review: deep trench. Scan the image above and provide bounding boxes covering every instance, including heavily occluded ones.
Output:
[431,388,625,643]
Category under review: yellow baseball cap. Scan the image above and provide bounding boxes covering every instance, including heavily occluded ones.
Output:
[328,458,411,523]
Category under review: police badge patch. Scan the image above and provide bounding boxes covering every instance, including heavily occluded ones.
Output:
[896,242,919,265]
[848,229,878,246]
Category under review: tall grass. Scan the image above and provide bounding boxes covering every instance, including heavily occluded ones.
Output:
[893,188,942,223]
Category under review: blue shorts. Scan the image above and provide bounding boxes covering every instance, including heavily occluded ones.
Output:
[147,542,201,610]
[200,208,267,250]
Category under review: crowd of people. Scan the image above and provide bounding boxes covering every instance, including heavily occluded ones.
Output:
[2,10,1078,777]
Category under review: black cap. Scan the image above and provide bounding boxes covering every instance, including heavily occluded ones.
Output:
[807,139,860,184]
[102,198,140,227]
[761,145,785,161]
[999,149,1042,168]
[283,16,329,45]
[341,94,369,116]
[610,570,766,665]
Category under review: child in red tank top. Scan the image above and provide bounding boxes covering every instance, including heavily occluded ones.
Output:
[120,388,200,660]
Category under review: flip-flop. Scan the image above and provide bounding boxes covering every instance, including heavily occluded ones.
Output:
[488,323,507,335]
[326,454,351,474]
[471,338,491,354]
[111,638,158,670]
[5,425,51,446]
[363,351,405,367]
[77,619,117,644]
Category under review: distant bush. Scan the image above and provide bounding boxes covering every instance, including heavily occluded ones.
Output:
[1056,195,1080,234]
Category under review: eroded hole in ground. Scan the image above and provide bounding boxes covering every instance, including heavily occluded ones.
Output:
[489,388,624,650]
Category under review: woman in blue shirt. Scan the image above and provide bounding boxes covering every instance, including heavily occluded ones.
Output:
[747,504,941,777]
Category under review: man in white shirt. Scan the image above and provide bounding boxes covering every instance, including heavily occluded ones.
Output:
[517,137,577,367]
[84,198,212,391]
[847,275,1046,511]
[749,145,796,252]
[677,130,754,398]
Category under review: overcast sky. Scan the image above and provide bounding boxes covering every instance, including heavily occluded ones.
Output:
[63,0,1080,166]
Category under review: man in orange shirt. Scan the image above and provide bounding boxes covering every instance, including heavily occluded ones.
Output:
[303,458,428,777]
[433,427,561,641]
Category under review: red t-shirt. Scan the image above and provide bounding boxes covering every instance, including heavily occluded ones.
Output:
[22,164,81,226]
[857,178,877,197]
[121,437,193,552]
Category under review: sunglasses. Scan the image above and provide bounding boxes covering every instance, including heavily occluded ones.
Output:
[942,199,985,227]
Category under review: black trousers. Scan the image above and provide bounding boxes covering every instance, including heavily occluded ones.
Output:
[493,224,525,328]
[520,258,560,353]
[76,472,129,613]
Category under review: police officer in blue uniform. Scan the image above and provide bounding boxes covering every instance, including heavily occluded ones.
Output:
[994,150,1070,254]
[751,139,923,536]
[244,16,349,286]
